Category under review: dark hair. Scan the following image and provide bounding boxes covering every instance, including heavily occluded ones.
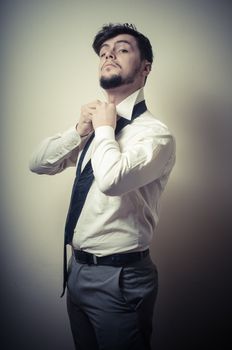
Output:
[92,23,153,64]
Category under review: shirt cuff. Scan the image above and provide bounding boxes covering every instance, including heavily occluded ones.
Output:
[94,126,115,141]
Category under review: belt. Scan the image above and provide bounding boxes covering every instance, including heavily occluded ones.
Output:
[73,249,149,266]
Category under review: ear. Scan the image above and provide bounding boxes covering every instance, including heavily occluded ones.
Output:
[140,60,152,81]
[143,60,152,76]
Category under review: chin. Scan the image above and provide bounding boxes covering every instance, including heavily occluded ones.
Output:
[100,74,123,89]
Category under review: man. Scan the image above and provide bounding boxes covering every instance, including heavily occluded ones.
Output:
[30,23,175,350]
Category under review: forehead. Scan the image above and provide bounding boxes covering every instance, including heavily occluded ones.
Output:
[100,34,138,49]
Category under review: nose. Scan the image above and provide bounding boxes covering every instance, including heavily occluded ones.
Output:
[105,50,116,59]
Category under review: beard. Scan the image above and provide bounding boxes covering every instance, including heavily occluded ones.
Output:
[100,64,141,90]
[100,74,123,89]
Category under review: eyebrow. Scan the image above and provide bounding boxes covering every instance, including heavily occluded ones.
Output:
[100,40,133,51]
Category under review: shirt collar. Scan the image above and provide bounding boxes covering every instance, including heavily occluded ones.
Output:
[116,88,145,121]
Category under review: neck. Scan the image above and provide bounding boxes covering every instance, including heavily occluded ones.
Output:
[105,83,143,105]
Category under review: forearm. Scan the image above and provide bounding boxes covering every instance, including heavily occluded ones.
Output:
[29,126,83,175]
[92,126,175,195]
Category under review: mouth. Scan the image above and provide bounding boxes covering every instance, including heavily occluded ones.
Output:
[102,62,120,70]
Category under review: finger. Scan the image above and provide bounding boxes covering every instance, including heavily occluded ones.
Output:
[87,107,102,117]
[87,100,102,108]
[81,110,91,118]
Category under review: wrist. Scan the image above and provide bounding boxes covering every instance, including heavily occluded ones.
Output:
[93,119,116,130]
[76,124,90,137]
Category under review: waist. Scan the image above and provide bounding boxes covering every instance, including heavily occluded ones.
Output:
[72,249,150,267]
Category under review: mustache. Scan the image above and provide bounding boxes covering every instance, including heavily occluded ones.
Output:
[101,62,121,70]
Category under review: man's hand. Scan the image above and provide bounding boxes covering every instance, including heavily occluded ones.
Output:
[76,101,100,137]
[91,102,117,130]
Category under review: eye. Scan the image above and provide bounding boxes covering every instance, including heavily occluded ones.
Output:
[100,52,106,57]
[119,49,128,53]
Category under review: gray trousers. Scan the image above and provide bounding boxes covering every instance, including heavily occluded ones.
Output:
[67,254,158,350]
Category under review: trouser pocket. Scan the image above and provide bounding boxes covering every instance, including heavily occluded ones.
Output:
[118,258,158,311]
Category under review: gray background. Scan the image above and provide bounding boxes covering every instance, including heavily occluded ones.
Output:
[1,0,231,349]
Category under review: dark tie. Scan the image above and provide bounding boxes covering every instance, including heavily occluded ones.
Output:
[61,100,147,296]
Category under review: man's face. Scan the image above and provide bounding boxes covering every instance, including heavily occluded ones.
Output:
[98,34,147,90]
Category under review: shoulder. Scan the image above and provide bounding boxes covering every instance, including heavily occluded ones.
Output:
[117,110,175,154]
[130,109,174,140]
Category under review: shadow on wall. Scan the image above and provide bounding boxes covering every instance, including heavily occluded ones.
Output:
[151,94,232,349]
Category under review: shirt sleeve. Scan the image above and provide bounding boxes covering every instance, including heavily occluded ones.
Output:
[29,126,84,175]
[92,124,176,196]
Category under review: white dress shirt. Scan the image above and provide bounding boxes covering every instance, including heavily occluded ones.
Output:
[30,88,176,256]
